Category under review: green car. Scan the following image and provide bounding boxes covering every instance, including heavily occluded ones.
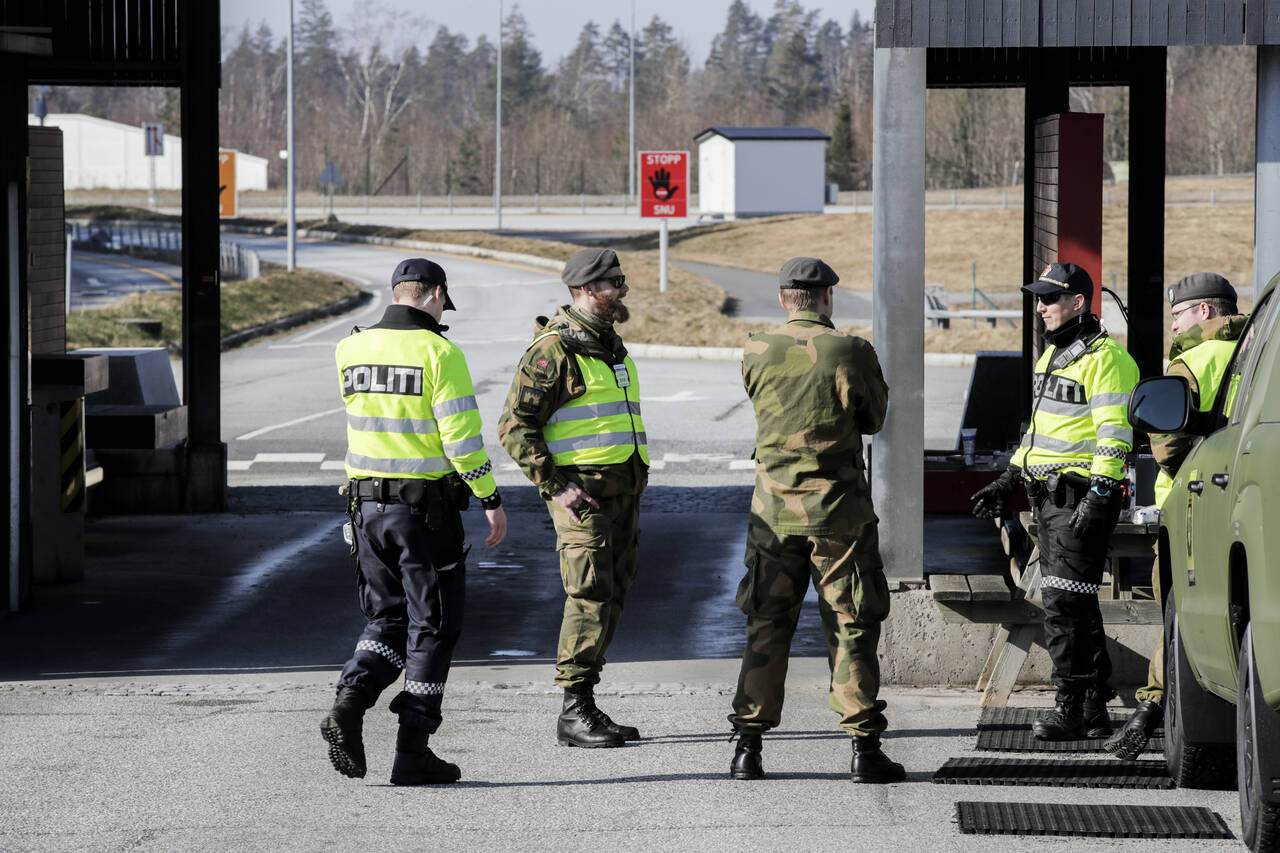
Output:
[1129,270,1280,851]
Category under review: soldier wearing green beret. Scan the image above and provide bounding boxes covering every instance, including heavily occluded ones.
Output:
[498,247,648,749]
[1105,271,1247,760]
[726,257,904,784]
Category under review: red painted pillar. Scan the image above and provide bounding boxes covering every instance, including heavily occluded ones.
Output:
[1033,112,1105,308]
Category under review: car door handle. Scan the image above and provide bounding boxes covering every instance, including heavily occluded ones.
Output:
[1211,473,1230,489]
[1189,480,1205,494]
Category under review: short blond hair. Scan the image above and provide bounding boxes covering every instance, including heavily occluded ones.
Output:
[781,287,824,312]
[393,281,429,302]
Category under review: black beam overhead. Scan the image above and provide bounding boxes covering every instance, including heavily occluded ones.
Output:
[1128,47,1169,379]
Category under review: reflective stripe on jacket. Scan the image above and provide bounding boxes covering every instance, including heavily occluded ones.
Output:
[541,346,649,467]
[336,321,496,498]
[1011,334,1139,482]
[1153,338,1237,507]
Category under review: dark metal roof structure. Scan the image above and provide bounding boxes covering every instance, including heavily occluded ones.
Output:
[876,0,1280,47]
[1,0,183,84]
[694,126,833,142]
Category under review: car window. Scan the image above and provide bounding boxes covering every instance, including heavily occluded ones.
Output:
[1219,288,1278,424]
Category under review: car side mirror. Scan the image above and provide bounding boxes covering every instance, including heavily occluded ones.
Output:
[1129,376,1192,433]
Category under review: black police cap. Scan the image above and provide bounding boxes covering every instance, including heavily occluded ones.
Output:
[779,257,839,289]
[1022,261,1093,300]
[392,258,454,310]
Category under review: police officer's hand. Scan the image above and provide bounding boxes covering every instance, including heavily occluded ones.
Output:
[553,482,599,524]
[484,507,507,547]
[1069,487,1114,539]
[971,465,1022,519]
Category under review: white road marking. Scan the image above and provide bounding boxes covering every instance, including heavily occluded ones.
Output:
[729,459,756,470]
[228,460,253,471]
[253,452,326,463]
[235,406,345,440]
[320,460,346,470]
[647,390,709,402]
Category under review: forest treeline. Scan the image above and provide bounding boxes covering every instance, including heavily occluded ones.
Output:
[42,0,1258,195]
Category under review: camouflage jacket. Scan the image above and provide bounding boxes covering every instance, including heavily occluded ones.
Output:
[743,311,889,536]
[1152,313,1248,476]
[497,305,646,499]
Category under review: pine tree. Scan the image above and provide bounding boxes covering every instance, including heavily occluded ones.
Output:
[826,97,854,187]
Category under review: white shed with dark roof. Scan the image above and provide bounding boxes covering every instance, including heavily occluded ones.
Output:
[694,126,831,219]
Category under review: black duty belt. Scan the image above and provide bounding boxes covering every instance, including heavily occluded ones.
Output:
[351,477,413,503]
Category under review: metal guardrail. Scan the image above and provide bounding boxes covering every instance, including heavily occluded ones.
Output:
[66,220,261,282]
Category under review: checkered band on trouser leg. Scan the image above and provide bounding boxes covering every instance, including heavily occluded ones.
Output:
[1041,574,1102,595]
[355,639,406,670]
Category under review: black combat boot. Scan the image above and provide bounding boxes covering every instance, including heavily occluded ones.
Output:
[850,735,906,783]
[320,687,367,778]
[389,726,461,785]
[1082,694,1114,738]
[581,685,640,741]
[557,685,625,748]
[1103,699,1163,760]
[729,731,764,780]
[1031,698,1085,740]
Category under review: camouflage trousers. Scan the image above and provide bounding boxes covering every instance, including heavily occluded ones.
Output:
[1136,555,1165,704]
[547,492,640,688]
[729,517,891,737]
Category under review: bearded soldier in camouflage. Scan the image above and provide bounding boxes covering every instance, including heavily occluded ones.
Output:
[498,247,648,749]
[727,257,904,784]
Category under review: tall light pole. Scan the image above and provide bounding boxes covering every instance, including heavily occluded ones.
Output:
[628,0,636,213]
[286,0,296,269]
[495,0,503,230]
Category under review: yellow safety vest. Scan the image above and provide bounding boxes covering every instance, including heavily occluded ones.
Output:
[536,334,649,467]
[1153,338,1237,508]
[1011,333,1139,483]
[336,322,496,498]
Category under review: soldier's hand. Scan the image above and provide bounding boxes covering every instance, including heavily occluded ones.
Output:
[553,482,599,524]
[484,507,507,547]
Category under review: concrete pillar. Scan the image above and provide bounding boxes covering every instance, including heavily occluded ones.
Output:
[1257,46,1280,291]
[871,47,926,576]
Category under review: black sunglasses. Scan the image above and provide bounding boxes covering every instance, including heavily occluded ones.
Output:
[1036,291,1069,305]
[598,275,626,288]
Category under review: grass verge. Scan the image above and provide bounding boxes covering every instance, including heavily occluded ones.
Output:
[66,267,359,351]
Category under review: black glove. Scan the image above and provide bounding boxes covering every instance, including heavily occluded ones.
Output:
[1069,479,1120,538]
[971,465,1022,519]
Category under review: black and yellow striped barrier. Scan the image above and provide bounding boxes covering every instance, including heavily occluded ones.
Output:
[60,398,85,514]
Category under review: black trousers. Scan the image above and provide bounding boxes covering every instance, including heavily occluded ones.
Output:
[1031,479,1121,701]
[337,500,467,732]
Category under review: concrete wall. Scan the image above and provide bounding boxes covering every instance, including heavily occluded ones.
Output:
[25,114,268,191]
[697,135,735,216]
[27,127,64,355]
[733,139,825,215]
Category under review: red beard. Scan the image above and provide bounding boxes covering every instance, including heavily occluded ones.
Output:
[591,291,630,324]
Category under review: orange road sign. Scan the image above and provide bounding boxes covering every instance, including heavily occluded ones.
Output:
[219,150,237,218]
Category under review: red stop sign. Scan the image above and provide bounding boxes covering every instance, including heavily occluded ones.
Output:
[640,151,688,218]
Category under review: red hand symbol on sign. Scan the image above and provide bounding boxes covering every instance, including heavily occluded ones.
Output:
[647,168,680,201]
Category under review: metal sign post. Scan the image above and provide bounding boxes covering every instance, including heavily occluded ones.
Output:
[639,150,689,293]
[143,122,163,210]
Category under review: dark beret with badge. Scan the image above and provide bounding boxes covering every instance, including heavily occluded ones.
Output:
[392,257,455,310]
[1167,272,1237,307]
[779,257,839,289]
[562,248,621,287]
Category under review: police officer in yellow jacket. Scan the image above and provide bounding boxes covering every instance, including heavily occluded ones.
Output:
[1104,272,1246,759]
[972,262,1139,740]
[498,247,647,749]
[322,258,507,785]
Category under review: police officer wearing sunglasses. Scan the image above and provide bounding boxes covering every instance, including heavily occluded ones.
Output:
[971,262,1140,740]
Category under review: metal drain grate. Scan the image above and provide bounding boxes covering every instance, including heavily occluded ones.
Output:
[957,801,1233,838]
[934,756,1172,788]
[975,706,1165,753]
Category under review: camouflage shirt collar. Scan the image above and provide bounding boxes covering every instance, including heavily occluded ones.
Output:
[1168,313,1249,360]
[786,311,834,328]
[541,305,626,363]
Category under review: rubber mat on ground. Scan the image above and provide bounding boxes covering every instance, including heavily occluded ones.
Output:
[975,706,1165,753]
[934,756,1173,789]
[956,801,1233,838]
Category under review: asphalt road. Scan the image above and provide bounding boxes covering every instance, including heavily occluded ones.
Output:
[68,249,182,309]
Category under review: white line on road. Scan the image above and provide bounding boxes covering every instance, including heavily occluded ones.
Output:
[320,461,346,470]
[235,407,344,440]
[253,452,326,463]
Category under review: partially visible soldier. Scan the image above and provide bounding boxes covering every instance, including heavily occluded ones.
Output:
[498,247,648,749]
[322,258,508,785]
[726,257,903,784]
[1105,272,1247,760]
[971,262,1140,740]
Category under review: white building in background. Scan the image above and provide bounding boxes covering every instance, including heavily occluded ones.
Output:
[695,126,830,219]
[25,113,269,191]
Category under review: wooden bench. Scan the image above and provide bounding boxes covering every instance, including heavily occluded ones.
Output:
[930,513,1162,707]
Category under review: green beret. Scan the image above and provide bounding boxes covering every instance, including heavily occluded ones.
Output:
[562,248,621,287]
[779,257,839,289]
[1167,272,1236,307]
